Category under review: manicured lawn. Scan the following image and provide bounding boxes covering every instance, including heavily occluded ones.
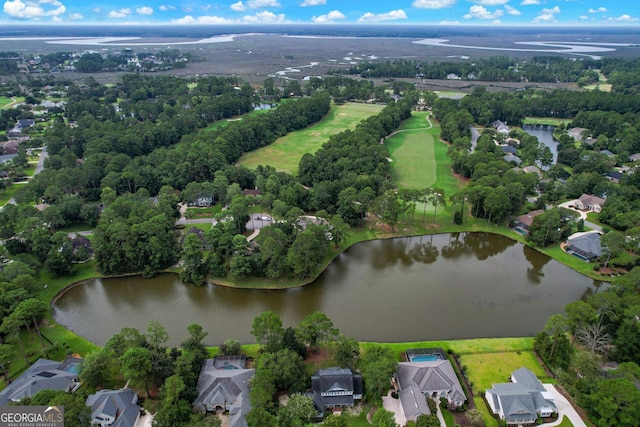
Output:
[460,351,551,394]
[442,408,456,427]
[523,117,573,126]
[57,222,93,233]
[386,112,437,189]
[0,96,24,109]
[360,337,535,361]
[556,415,575,426]
[186,205,221,218]
[238,102,384,174]
[474,396,499,427]
[0,184,19,206]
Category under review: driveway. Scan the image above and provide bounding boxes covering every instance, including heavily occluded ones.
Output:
[557,201,602,232]
[135,412,153,427]
[543,384,587,427]
[382,391,406,426]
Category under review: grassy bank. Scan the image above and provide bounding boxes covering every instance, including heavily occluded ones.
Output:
[238,102,384,174]
[523,117,573,126]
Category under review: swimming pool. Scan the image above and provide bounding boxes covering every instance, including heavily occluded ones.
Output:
[409,354,443,362]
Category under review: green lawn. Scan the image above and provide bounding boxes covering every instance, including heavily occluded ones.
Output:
[474,396,499,427]
[0,184,19,206]
[386,112,437,189]
[186,205,222,218]
[0,96,24,109]
[523,117,573,126]
[460,351,551,394]
[238,102,384,174]
[433,91,467,99]
[442,409,456,427]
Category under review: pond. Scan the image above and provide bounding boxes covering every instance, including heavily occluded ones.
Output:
[523,124,558,166]
[52,233,601,347]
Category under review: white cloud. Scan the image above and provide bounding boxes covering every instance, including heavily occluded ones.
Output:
[608,14,638,22]
[3,0,66,18]
[312,9,345,23]
[520,0,539,4]
[439,20,460,24]
[473,0,509,5]
[412,0,455,9]
[588,7,607,13]
[242,10,287,22]
[182,7,193,12]
[579,15,588,20]
[463,5,503,19]
[246,0,280,8]
[68,11,82,19]
[92,7,101,12]
[533,5,560,22]
[504,5,520,15]
[201,4,211,11]
[231,1,246,11]
[51,14,60,20]
[108,7,131,18]
[301,0,326,6]
[172,14,230,24]
[159,5,175,11]
[136,6,153,15]
[357,9,408,23]
[173,10,288,24]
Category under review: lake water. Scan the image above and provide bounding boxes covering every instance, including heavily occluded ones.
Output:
[52,233,600,347]
[523,124,558,166]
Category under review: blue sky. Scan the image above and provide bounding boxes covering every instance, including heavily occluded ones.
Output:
[1,0,639,25]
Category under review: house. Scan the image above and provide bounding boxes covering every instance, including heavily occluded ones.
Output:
[181,227,210,250]
[504,154,522,165]
[188,194,213,207]
[0,357,82,405]
[311,367,363,412]
[599,149,615,158]
[629,153,640,162]
[0,153,18,164]
[513,210,544,233]
[574,193,606,213]
[241,189,261,197]
[566,231,602,261]
[395,359,466,414]
[17,119,35,129]
[501,145,517,155]
[85,388,140,427]
[522,165,542,177]
[485,368,557,425]
[493,120,510,134]
[605,171,623,183]
[567,127,588,141]
[193,357,254,427]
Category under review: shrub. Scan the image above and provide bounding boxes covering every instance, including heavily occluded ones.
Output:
[427,398,437,414]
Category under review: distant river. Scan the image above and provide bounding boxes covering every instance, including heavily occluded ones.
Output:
[53,233,601,347]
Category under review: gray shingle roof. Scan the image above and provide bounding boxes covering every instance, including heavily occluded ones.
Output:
[485,369,557,423]
[311,367,363,409]
[193,359,254,427]
[399,383,431,422]
[0,358,81,406]
[396,360,466,405]
[86,389,140,427]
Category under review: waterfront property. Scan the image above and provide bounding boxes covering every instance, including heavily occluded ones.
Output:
[311,367,363,412]
[513,210,544,235]
[193,357,254,427]
[0,356,82,405]
[394,357,466,421]
[564,231,602,262]
[405,348,446,363]
[485,367,557,425]
[86,388,140,427]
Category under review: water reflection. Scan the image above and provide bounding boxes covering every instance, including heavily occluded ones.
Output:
[53,233,601,346]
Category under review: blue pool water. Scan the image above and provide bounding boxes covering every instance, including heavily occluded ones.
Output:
[410,354,443,362]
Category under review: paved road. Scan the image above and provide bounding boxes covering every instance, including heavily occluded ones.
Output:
[34,146,48,175]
